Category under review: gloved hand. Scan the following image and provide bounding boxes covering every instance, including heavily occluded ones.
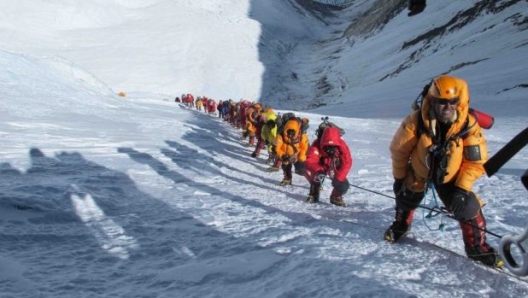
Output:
[294,161,306,175]
[450,187,469,215]
[393,178,405,196]
[282,155,291,162]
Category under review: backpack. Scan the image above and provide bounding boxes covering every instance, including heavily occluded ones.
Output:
[277,113,295,135]
[316,116,344,139]
[299,117,310,134]
[278,112,309,136]
[281,112,296,124]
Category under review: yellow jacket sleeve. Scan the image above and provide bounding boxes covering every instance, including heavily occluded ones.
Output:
[297,134,310,162]
[456,120,488,191]
[389,112,419,180]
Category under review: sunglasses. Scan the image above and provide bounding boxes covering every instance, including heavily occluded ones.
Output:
[434,97,460,106]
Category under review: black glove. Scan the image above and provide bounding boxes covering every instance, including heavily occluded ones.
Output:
[393,178,405,196]
[450,187,469,215]
[282,155,291,162]
[294,161,306,175]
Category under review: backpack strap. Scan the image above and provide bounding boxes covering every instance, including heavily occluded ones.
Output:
[416,112,426,138]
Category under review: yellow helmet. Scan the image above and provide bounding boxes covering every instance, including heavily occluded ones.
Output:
[428,75,465,100]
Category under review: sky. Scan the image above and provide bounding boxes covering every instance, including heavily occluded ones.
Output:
[1,0,528,297]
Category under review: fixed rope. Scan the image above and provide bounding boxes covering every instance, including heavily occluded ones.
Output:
[349,183,504,239]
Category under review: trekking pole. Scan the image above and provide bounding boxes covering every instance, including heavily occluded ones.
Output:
[349,183,504,239]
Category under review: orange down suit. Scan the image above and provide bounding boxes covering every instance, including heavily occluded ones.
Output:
[390,78,488,194]
[274,119,309,164]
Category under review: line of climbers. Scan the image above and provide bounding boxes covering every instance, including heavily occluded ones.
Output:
[234,101,353,207]
[181,74,503,269]
[176,95,273,124]
[175,94,220,116]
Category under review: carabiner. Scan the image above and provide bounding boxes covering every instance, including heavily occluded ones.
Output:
[499,224,528,276]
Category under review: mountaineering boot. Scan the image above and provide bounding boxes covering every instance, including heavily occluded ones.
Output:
[267,166,280,172]
[460,210,504,267]
[279,179,292,186]
[265,156,274,165]
[247,136,256,147]
[330,196,345,207]
[251,150,260,158]
[384,222,410,243]
[306,183,320,203]
[384,208,415,243]
[279,171,292,186]
[465,244,504,268]
[306,195,318,203]
[241,130,248,140]
[267,159,282,172]
[329,188,346,207]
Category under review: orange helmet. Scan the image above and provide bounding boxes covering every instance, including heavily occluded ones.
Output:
[428,75,465,100]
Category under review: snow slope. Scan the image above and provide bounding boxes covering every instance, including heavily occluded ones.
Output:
[0,0,527,297]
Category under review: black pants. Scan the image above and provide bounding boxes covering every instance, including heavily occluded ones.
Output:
[282,163,292,180]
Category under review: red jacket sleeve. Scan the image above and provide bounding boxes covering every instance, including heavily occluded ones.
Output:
[306,140,325,174]
[333,140,352,182]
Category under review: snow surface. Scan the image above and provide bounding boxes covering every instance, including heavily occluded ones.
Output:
[0,1,527,297]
